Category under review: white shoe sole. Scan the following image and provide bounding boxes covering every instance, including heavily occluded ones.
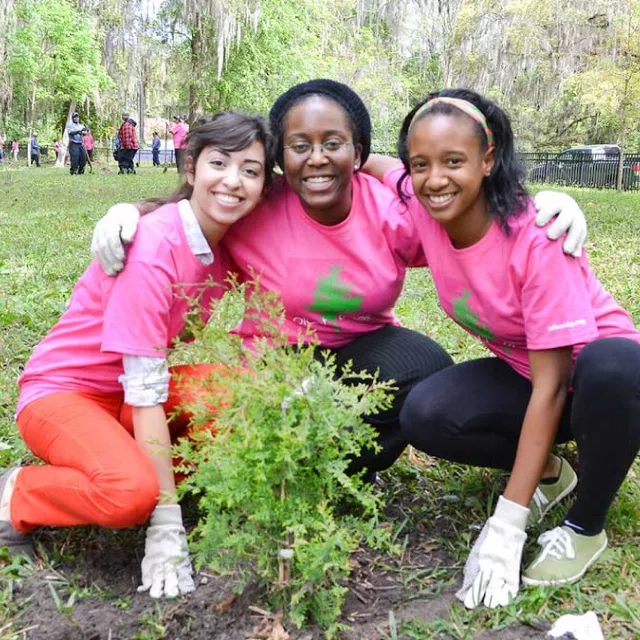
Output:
[522,536,608,587]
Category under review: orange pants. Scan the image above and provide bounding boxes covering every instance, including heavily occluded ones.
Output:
[12,364,227,533]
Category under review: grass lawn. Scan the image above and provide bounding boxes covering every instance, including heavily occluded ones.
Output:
[1,165,639,638]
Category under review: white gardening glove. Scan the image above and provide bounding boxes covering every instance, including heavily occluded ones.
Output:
[534,191,587,258]
[90,202,140,275]
[457,495,528,609]
[456,520,489,602]
[281,376,316,412]
[138,504,196,599]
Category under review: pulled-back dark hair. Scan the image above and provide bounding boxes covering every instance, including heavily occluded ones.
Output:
[269,79,372,171]
[397,88,528,233]
[139,111,274,213]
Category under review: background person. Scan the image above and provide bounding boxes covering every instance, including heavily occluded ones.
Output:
[11,139,19,162]
[169,116,189,174]
[53,139,61,163]
[152,131,161,167]
[83,129,95,162]
[91,80,588,479]
[118,112,139,175]
[67,112,88,175]
[0,113,274,600]
[29,133,40,167]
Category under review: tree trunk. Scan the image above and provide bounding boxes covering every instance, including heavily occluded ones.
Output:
[138,62,145,144]
[616,125,626,191]
[188,13,204,123]
[28,81,36,166]
[616,69,633,191]
[0,0,13,120]
[56,101,75,168]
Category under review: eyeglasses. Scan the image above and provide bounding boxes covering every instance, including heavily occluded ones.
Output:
[283,140,352,157]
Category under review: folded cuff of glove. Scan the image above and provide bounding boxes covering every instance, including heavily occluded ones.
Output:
[149,504,184,528]
[493,495,529,531]
[106,202,140,222]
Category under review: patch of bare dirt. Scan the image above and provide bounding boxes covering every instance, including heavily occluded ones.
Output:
[6,495,550,640]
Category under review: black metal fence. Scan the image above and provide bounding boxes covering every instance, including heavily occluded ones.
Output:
[0,145,176,167]
[519,152,640,191]
[89,147,177,166]
[373,148,640,192]
[0,144,50,161]
[4,144,640,191]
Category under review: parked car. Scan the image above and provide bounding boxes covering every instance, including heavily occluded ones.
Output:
[527,145,640,189]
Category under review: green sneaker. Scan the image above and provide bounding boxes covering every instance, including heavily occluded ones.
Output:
[522,525,607,586]
[527,457,577,528]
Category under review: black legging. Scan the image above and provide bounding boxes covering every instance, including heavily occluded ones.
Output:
[317,325,454,475]
[400,337,640,534]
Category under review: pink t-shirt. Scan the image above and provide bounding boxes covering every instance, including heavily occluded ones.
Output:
[385,170,640,379]
[82,134,94,150]
[223,173,425,348]
[17,202,230,415]
[11,141,18,151]
[170,123,189,150]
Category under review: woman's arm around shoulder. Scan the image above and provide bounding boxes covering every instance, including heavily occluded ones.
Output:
[361,153,403,182]
[91,203,142,275]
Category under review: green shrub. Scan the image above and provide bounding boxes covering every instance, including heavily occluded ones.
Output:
[172,284,395,636]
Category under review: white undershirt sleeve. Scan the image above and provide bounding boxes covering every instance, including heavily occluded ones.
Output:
[119,355,170,407]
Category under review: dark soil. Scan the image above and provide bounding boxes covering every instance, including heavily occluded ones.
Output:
[6,495,552,640]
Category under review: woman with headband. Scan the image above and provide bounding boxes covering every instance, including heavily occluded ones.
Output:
[364,88,640,608]
[90,80,588,479]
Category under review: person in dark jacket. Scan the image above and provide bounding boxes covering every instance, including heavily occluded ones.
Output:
[30,133,41,168]
[152,132,161,167]
[67,113,88,175]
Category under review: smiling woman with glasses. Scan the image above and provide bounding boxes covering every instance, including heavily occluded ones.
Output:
[90,78,589,482]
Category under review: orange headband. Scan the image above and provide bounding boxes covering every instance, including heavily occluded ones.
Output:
[409,97,495,149]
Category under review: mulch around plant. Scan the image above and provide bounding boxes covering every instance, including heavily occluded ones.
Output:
[5,517,550,640]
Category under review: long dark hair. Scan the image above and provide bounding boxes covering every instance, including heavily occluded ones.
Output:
[397,88,528,232]
[139,111,275,214]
